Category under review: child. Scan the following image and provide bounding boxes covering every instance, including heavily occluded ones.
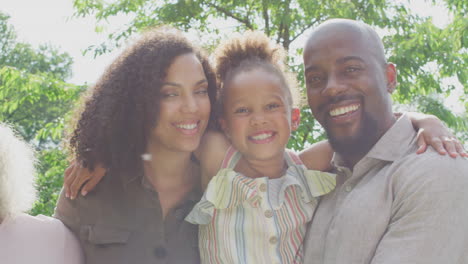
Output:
[186,31,335,263]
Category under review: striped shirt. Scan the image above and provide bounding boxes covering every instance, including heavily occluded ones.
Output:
[186,147,335,264]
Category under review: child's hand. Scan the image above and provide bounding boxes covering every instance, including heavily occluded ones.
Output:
[407,113,467,158]
[63,160,107,199]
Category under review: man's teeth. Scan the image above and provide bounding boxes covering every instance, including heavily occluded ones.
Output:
[251,133,273,140]
[330,104,360,117]
[176,123,198,129]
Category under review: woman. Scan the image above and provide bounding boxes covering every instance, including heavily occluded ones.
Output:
[54,27,217,264]
[0,123,83,264]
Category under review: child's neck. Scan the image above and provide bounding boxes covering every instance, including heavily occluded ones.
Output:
[236,151,287,179]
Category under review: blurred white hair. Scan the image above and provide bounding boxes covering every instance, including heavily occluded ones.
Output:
[0,123,37,220]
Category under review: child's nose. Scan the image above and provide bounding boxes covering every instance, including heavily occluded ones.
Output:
[250,112,267,126]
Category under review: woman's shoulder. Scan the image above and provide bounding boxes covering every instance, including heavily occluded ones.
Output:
[54,172,137,226]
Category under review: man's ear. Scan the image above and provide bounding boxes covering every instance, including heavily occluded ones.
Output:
[291,108,301,131]
[386,63,397,94]
[218,118,230,138]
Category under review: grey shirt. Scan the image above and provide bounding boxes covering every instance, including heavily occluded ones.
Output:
[54,169,201,264]
[304,115,468,264]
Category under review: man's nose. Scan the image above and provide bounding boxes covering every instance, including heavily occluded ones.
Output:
[322,73,347,97]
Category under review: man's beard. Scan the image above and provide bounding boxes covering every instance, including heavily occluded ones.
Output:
[325,110,379,159]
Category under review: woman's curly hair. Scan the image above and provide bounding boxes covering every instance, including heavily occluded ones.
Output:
[213,30,299,115]
[68,26,217,177]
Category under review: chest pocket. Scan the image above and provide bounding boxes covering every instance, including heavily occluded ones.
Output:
[81,225,131,245]
[80,225,133,264]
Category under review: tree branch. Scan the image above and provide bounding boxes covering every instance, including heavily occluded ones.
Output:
[206,2,254,30]
[262,0,270,36]
[277,0,291,50]
[290,18,320,43]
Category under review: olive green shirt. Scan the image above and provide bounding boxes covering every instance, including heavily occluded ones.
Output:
[54,170,201,264]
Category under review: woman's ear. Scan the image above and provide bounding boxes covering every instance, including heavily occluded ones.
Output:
[291,108,301,131]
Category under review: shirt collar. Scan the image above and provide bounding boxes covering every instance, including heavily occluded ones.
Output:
[332,113,416,168]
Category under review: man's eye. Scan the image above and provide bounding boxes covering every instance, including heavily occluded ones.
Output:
[307,75,323,85]
[346,66,362,73]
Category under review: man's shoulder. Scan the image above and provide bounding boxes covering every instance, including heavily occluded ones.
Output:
[390,146,468,191]
[396,146,468,173]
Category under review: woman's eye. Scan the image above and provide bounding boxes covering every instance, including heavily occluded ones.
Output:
[195,88,209,95]
[162,92,178,98]
[234,107,249,114]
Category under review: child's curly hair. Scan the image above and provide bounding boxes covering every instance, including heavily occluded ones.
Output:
[68,26,217,177]
[213,31,299,115]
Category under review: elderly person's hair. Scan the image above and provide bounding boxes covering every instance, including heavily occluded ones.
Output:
[0,123,37,220]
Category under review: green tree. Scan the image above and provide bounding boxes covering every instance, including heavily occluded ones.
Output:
[73,0,467,149]
[0,12,84,216]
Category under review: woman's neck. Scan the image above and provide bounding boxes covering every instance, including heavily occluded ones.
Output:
[143,147,200,219]
[143,147,195,192]
[236,151,287,179]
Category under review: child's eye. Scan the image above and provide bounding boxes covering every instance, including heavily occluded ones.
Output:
[266,103,281,110]
[234,107,249,114]
[345,66,362,73]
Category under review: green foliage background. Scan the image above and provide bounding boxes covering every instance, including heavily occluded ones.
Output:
[1,0,466,216]
[0,12,84,216]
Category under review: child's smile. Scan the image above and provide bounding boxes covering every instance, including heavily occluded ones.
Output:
[220,69,294,162]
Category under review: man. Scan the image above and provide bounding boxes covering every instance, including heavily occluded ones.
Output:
[301,19,468,263]
[0,123,84,264]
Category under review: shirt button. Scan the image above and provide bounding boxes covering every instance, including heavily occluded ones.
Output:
[269,236,278,244]
[264,210,273,218]
[154,246,167,258]
[259,183,267,192]
[345,185,352,192]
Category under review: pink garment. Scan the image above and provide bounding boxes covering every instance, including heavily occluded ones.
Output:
[0,213,84,264]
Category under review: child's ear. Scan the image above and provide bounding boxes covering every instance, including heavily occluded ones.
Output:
[218,118,230,138]
[291,108,301,131]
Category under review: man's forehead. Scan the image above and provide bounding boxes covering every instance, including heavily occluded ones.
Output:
[305,23,366,52]
[303,20,385,66]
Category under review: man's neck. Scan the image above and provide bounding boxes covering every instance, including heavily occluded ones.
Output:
[341,114,397,169]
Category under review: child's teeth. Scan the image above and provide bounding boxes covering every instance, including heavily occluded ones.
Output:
[252,133,272,140]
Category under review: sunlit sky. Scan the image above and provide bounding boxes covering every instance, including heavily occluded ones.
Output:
[0,0,463,113]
